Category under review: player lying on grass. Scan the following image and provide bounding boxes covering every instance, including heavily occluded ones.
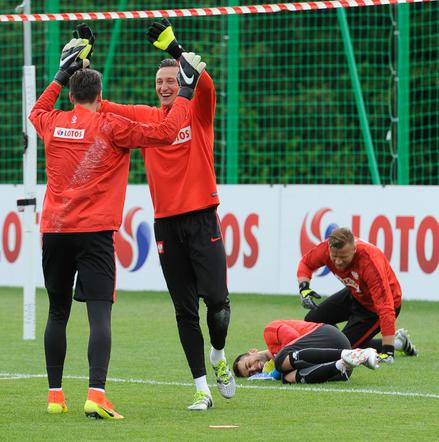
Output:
[297,227,418,363]
[233,319,379,383]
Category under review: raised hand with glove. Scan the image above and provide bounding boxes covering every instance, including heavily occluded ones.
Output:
[54,37,93,86]
[177,52,206,100]
[299,281,321,310]
[147,18,184,59]
[72,23,96,61]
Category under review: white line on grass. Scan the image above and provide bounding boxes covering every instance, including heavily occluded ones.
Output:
[1,372,439,400]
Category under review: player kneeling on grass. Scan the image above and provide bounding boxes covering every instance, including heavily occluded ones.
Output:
[297,227,418,364]
[29,25,206,420]
[233,320,379,384]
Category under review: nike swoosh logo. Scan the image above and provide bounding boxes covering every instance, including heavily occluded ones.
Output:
[211,237,222,243]
[179,65,194,85]
[60,51,80,67]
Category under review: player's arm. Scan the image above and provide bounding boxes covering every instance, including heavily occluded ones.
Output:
[28,83,62,138]
[29,36,92,136]
[100,100,159,123]
[363,262,396,362]
[146,19,216,125]
[110,52,205,149]
[296,242,328,309]
[108,98,190,149]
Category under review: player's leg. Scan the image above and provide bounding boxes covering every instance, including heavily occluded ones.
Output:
[154,217,212,411]
[42,233,76,413]
[342,298,382,349]
[274,325,353,383]
[187,208,235,400]
[76,231,123,420]
[304,287,352,325]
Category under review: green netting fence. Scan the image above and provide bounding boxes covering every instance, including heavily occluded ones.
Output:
[0,1,437,185]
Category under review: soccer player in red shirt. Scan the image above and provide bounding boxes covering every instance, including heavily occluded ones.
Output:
[29,33,205,418]
[233,319,379,383]
[297,227,417,363]
[95,19,235,410]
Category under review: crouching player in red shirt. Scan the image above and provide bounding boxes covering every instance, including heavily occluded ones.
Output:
[297,227,417,364]
[29,31,205,419]
[233,320,379,383]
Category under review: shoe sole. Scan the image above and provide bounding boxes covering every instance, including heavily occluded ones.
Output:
[84,401,124,420]
[47,404,68,414]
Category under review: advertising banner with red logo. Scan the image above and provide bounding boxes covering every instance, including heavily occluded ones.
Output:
[0,184,437,300]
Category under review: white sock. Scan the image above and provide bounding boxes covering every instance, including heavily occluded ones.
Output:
[209,347,225,365]
[89,387,105,393]
[194,376,210,395]
[49,388,62,391]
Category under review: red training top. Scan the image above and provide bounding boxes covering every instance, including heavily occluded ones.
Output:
[29,81,190,232]
[297,239,402,336]
[100,71,219,218]
[263,319,322,356]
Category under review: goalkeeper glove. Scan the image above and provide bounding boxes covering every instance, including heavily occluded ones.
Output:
[299,281,321,310]
[378,345,395,364]
[177,52,206,100]
[73,23,95,62]
[147,18,183,59]
[54,38,93,86]
[248,369,281,381]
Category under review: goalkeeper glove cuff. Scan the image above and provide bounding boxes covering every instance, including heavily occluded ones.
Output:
[167,40,184,59]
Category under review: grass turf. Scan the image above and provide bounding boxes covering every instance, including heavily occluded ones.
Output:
[1,287,438,441]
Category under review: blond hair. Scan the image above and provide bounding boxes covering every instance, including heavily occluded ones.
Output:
[328,227,355,249]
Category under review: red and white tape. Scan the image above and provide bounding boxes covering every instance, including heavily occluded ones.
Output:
[0,0,435,23]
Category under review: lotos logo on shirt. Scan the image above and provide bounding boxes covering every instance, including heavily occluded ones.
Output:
[54,127,85,139]
[172,126,192,145]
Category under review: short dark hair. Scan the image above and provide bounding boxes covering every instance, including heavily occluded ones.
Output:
[328,227,355,249]
[158,58,178,70]
[232,352,249,378]
[69,69,102,104]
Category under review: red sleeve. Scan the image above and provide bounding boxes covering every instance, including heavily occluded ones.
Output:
[361,254,396,336]
[263,320,300,355]
[297,241,329,279]
[100,100,160,123]
[28,81,62,139]
[104,97,190,149]
[192,70,216,126]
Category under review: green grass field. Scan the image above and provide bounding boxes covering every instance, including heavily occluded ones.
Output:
[1,287,438,441]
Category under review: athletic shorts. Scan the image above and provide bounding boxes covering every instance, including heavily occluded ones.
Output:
[42,231,116,302]
[275,324,351,366]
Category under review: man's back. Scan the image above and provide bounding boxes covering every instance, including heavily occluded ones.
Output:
[30,81,191,232]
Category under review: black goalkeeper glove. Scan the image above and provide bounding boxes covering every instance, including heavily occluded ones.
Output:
[378,345,395,364]
[54,38,93,86]
[73,23,95,62]
[147,18,184,59]
[177,52,206,100]
[299,281,321,310]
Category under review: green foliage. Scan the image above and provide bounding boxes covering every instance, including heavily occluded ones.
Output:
[0,2,437,185]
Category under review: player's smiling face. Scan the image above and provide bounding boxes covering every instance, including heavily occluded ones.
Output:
[156,66,180,108]
[236,350,270,377]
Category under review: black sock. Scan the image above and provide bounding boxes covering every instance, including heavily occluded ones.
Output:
[87,301,112,389]
[289,348,343,367]
[295,362,341,384]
